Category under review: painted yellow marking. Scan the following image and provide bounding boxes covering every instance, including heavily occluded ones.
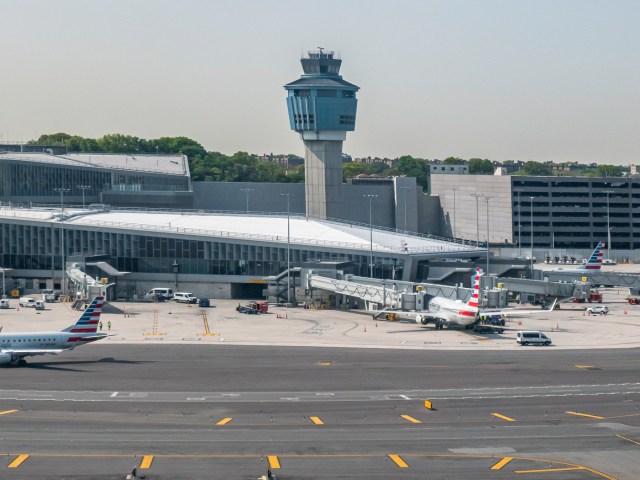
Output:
[389,454,409,468]
[267,455,281,469]
[216,417,232,426]
[309,416,324,425]
[424,400,433,410]
[617,434,640,446]
[400,414,421,424]
[140,455,154,469]
[575,365,595,369]
[515,466,583,473]
[8,454,29,468]
[491,412,516,422]
[565,411,605,420]
[0,409,18,415]
[491,456,513,470]
[315,361,334,366]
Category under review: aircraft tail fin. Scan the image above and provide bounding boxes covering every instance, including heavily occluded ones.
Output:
[467,268,481,309]
[62,296,105,333]
[578,241,604,270]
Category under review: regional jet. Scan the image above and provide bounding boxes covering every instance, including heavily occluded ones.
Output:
[0,296,106,366]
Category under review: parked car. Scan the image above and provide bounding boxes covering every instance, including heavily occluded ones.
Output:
[236,305,258,314]
[587,305,609,315]
[0,299,10,309]
[19,297,37,308]
[144,288,174,301]
[516,330,552,346]
[173,292,197,304]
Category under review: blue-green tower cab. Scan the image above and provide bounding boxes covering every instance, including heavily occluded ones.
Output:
[284,50,359,219]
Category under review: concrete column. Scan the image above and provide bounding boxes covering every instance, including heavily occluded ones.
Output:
[303,140,344,219]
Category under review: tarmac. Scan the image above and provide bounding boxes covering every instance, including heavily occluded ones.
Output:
[1,286,639,351]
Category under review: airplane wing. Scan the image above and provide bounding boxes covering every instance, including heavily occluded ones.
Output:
[1,348,66,358]
[480,299,557,317]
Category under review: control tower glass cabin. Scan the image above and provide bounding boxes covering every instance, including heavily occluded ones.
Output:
[284,50,359,219]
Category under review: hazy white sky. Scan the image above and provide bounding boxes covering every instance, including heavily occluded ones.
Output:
[1,0,638,164]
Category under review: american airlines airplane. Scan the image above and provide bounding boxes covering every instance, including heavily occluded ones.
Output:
[550,241,604,272]
[0,296,106,367]
[375,268,556,330]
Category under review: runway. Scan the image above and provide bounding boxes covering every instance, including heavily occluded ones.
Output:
[0,345,638,479]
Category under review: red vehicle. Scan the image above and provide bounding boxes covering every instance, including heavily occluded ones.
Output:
[588,291,602,303]
[249,301,269,313]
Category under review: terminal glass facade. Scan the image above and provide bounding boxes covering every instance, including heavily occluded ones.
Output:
[0,223,404,279]
[0,162,189,197]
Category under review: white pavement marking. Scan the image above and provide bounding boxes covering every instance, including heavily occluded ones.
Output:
[110,392,119,398]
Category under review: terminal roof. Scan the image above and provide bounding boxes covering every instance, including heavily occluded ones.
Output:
[0,152,188,176]
[0,208,474,255]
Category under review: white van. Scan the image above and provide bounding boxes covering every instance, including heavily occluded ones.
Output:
[19,297,37,308]
[0,299,10,309]
[173,292,197,304]
[144,288,174,301]
[516,330,552,346]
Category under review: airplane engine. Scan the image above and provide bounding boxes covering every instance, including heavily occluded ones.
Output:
[416,315,429,325]
[0,353,12,364]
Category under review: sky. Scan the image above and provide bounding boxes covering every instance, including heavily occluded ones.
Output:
[1,0,639,164]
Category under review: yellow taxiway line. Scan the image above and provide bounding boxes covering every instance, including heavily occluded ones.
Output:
[0,410,18,415]
[490,456,513,470]
[616,434,640,446]
[309,416,324,425]
[400,414,421,424]
[491,412,516,422]
[388,454,409,468]
[565,411,605,420]
[216,417,233,426]
[515,466,583,474]
[8,454,29,468]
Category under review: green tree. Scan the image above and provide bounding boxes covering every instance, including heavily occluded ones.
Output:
[595,164,623,177]
[390,155,431,190]
[443,157,467,165]
[468,158,494,174]
[515,161,552,176]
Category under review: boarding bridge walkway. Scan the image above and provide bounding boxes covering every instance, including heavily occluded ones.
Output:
[539,270,640,289]
[493,277,578,298]
[308,274,475,308]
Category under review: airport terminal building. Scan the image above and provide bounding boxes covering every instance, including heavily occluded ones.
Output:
[0,205,480,299]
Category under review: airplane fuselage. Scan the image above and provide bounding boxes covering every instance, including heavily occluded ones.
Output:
[0,332,106,356]
[417,297,478,327]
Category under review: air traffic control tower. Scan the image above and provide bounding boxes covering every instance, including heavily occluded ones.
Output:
[285,50,359,219]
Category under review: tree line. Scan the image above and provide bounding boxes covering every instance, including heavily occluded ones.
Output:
[29,133,624,191]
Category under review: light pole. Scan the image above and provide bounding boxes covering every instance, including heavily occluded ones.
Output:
[280,193,293,305]
[77,185,91,208]
[54,187,70,293]
[400,186,410,232]
[471,193,481,247]
[241,188,254,214]
[604,190,614,260]
[515,189,522,258]
[484,196,493,275]
[171,260,179,289]
[0,267,11,298]
[364,194,379,278]
[530,196,535,272]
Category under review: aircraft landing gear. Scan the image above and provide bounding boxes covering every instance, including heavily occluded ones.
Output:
[12,359,27,367]
[435,320,444,330]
